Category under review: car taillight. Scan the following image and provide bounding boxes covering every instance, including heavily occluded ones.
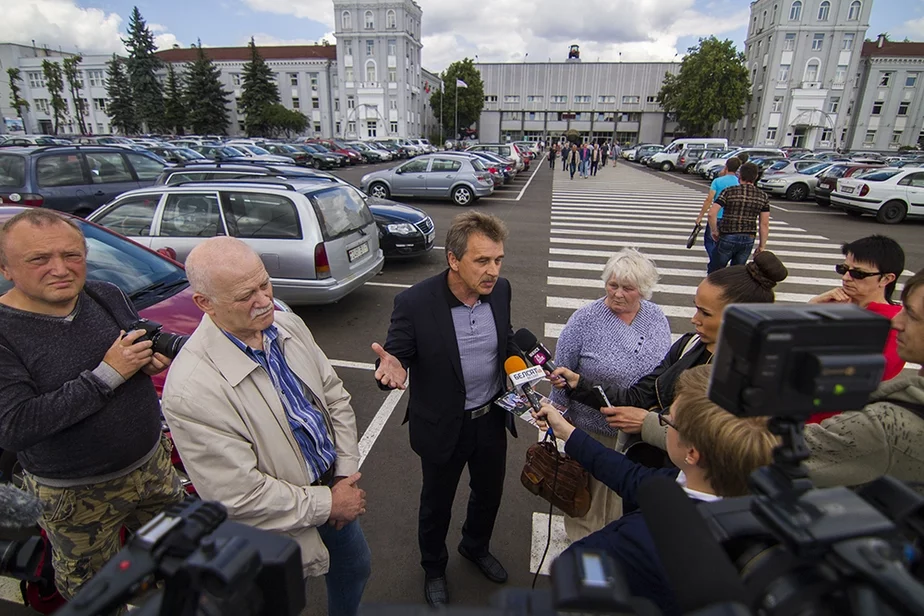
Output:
[0,193,44,206]
[314,243,331,279]
[488,167,498,174]
[859,184,870,197]
[679,157,686,164]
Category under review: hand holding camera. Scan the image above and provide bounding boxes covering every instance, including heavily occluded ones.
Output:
[104,329,154,379]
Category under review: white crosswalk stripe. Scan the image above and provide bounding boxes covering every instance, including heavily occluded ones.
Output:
[530,162,918,575]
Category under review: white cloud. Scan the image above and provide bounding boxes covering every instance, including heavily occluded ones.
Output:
[894,16,924,38]
[242,0,334,27]
[250,32,335,47]
[3,0,182,55]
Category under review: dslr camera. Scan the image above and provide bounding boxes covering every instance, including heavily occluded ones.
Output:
[128,318,189,359]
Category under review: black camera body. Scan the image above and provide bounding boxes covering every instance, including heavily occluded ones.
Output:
[128,318,189,359]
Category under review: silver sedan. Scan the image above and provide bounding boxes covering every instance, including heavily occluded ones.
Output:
[757,162,832,201]
[360,154,495,206]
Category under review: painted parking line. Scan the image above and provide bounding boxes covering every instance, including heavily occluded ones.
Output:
[517,154,547,201]
[366,281,413,289]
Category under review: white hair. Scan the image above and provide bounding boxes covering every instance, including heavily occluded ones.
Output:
[185,237,261,298]
[601,248,659,300]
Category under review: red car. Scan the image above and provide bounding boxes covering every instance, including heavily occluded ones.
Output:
[309,138,363,165]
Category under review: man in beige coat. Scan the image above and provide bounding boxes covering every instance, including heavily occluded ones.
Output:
[161,237,369,616]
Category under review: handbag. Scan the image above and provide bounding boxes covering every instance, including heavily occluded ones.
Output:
[686,222,702,249]
[520,434,592,518]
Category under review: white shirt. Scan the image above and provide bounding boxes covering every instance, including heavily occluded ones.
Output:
[676,471,722,503]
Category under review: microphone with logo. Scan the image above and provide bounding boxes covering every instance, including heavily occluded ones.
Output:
[0,483,46,587]
[504,355,543,413]
[513,328,571,392]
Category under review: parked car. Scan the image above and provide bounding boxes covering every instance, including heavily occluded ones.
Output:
[190,144,254,163]
[301,142,350,167]
[73,136,135,146]
[147,146,208,164]
[762,159,825,177]
[0,145,165,216]
[814,163,884,206]
[310,139,363,165]
[467,150,517,183]
[224,143,295,164]
[634,144,665,165]
[348,141,392,162]
[411,138,436,153]
[756,162,831,201]
[88,179,385,304]
[1,134,72,146]
[676,148,713,173]
[831,167,924,224]
[700,148,787,179]
[648,138,727,171]
[691,149,731,176]
[465,143,527,172]
[263,143,314,166]
[372,140,410,159]
[441,151,504,187]
[373,202,435,258]
[154,162,341,186]
[360,154,494,205]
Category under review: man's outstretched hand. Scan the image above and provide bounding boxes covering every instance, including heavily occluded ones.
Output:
[371,342,407,389]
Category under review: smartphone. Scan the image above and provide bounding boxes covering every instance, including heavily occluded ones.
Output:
[593,385,612,408]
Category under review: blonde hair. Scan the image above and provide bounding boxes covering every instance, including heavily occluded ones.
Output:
[671,365,778,497]
[601,248,659,300]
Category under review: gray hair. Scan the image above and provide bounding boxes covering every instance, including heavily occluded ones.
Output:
[444,211,508,264]
[185,237,261,299]
[601,248,659,300]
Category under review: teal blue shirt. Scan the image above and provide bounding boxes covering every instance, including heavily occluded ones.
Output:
[710,175,739,220]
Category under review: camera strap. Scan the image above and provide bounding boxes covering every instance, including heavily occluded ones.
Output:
[81,284,130,332]
[893,400,924,419]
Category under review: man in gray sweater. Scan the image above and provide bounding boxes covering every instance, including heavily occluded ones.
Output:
[805,268,924,490]
[0,209,184,599]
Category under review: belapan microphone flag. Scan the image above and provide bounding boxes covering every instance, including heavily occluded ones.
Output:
[456,79,468,88]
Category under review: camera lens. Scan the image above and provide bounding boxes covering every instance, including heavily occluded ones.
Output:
[152,332,190,359]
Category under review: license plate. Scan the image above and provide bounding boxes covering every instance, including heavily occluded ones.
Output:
[842,186,854,194]
[348,242,369,262]
[426,231,435,244]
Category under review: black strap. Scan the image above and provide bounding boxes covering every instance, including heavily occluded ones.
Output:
[82,284,129,332]
[893,400,924,418]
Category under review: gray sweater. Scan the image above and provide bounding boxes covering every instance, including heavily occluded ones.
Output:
[0,281,162,482]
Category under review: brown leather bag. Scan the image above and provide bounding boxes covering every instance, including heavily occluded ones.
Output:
[520,436,592,518]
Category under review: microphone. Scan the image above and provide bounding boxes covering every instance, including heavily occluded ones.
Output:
[504,355,542,413]
[637,475,751,613]
[513,328,559,372]
[0,483,44,529]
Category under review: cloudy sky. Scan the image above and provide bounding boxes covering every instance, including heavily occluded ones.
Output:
[3,0,918,71]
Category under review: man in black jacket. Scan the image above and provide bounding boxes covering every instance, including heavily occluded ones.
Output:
[372,212,518,607]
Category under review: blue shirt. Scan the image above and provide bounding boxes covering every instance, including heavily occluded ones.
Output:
[224,326,337,483]
[450,299,502,410]
[710,174,739,220]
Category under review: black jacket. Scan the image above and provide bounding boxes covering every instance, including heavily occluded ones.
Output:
[570,333,711,411]
[379,270,519,464]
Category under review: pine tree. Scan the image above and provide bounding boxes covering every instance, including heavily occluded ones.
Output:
[106,55,140,135]
[182,43,230,135]
[7,68,30,119]
[122,6,165,133]
[62,56,89,135]
[163,63,187,135]
[240,37,280,137]
[41,60,68,135]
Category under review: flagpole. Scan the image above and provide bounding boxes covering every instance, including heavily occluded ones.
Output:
[439,81,443,147]
[454,84,459,146]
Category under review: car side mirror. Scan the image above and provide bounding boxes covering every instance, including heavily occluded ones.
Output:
[157,247,177,260]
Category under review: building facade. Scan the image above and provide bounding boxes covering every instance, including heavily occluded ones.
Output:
[715,0,873,150]
[1,43,77,135]
[847,39,924,150]
[474,58,681,145]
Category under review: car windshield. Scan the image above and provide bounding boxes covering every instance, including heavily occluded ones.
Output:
[244,145,272,155]
[307,186,374,240]
[799,163,829,175]
[351,143,369,151]
[856,169,902,181]
[219,146,245,156]
[175,148,205,160]
[768,161,790,171]
[0,155,25,187]
[0,219,186,308]
[311,144,331,152]
[471,159,486,171]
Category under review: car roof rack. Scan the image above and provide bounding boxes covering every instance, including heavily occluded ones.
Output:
[169,177,309,191]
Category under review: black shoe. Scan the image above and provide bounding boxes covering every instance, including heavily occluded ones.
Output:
[457,545,508,583]
[425,576,448,607]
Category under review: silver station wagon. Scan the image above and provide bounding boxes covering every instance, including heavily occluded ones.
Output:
[87,178,384,305]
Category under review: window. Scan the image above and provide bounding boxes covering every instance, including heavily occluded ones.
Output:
[848,1,861,20]
[767,127,777,140]
[783,33,796,50]
[27,72,45,88]
[812,33,824,51]
[345,40,353,56]
[309,97,319,110]
[387,68,397,82]
[366,61,376,82]
[390,121,398,133]
[345,67,354,82]
[288,73,298,87]
[772,96,784,112]
[387,39,397,56]
[389,97,398,110]
[804,61,819,82]
[778,64,790,81]
[907,73,919,88]
[124,153,165,181]
[789,0,802,20]
[221,192,300,239]
[550,95,567,103]
[891,131,903,145]
[157,194,222,237]
[528,95,544,103]
[646,95,657,103]
[879,72,892,87]
[309,74,319,91]
[348,121,356,133]
[366,40,374,56]
[571,95,589,103]
[503,95,520,103]
[367,120,377,138]
[898,102,909,116]
[842,33,855,50]
[292,97,300,110]
[818,128,831,143]
[818,1,830,20]
[386,9,396,28]
[834,64,847,84]
[342,10,352,29]
[334,98,340,112]
[864,130,876,143]
[431,158,462,172]
[347,96,355,109]
[335,121,341,133]
[35,154,84,187]
[85,152,133,184]
[598,95,616,104]
[622,95,640,104]
[484,95,497,103]
[828,97,840,113]
[871,101,883,115]
[501,111,522,120]
[364,10,374,29]
[97,123,104,133]
[93,98,108,112]
[88,70,105,87]
[96,196,162,237]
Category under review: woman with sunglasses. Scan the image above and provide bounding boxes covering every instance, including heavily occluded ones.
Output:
[534,365,777,616]
[809,236,906,421]
[550,251,788,452]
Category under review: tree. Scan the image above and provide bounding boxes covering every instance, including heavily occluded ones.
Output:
[428,58,484,140]
[41,60,68,135]
[106,54,140,135]
[263,104,308,138]
[7,68,29,120]
[240,38,280,136]
[564,129,581,145]
[123,6,165,132]
[182,43,230,135]
[163,63,187,135]
[62,56,88,135]
[657,37,750,136]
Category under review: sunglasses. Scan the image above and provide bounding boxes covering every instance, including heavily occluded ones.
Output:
[657,409,677,430]
[835,263,884,280]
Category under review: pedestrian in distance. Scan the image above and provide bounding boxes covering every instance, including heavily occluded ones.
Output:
[580,143,592,178]
[601,142,609,167]
[695,157,742,260]
[568,144,579,179]
[613,142,622,167]
[707,162,770,273]
[591,144,601,176]
[549,143,558,169]
[562,143,570,171]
